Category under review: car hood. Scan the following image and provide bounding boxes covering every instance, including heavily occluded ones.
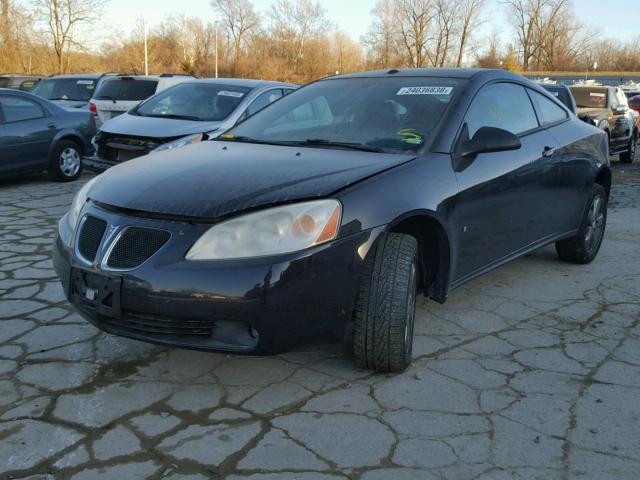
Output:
[101,113,223,138]
[88,141,417,219]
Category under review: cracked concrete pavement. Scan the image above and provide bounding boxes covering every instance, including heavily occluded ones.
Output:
[0,160,639,480]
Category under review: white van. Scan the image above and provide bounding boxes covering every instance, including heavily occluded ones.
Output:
[90,74,195,124]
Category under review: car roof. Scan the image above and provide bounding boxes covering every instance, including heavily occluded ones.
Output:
[329,68,506,80]
[46,73,104,80]
[185,78,296,88]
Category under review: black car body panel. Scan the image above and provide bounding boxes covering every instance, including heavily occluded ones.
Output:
[89,142,417,218]
[0,88,96,178]
[53,68,610,354]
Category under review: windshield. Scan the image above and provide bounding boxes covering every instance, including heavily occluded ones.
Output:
[571,88,608,109]
[223,77,461,153]
[135,83,252,121]
[0,78,9,88]
[31,78,96,101]
[94,78,158,101]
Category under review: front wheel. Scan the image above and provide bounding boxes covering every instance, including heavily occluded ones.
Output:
[353,232,418,373]
[48,140,83,182]
[620,132,636,164]
[555,184,607,264]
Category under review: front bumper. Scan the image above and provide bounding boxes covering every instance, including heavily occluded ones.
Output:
[83,154,118,173]
[53,202,383,354]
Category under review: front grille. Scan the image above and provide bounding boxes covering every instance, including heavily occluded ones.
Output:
[106,227,170,269]
[95,132,171,162]
[77,216,107,262]
[102,312,215,336]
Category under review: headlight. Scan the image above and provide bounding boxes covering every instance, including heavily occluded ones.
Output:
[67,177,98,231]
[186,200,342,260]
[151,133,205,153]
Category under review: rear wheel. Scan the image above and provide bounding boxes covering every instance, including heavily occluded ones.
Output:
[620,131,637,164]
[555,184,607,264]
[353,232,418,373]
[48,140,82,182]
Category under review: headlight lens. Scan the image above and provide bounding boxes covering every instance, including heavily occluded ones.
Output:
[67,177,98,231]
[151,133,205,153]
[186,200,341,260]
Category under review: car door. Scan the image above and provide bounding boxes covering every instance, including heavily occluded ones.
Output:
[527,87,591,234]
[451,82,560,282]
[0,95,56,174]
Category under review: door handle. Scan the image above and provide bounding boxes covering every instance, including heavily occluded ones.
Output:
[47,123,57,129]
[542,146,555,158]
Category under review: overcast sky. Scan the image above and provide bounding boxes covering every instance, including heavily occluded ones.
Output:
[103,0,638,47]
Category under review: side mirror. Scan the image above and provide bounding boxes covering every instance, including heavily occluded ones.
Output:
[456,123,521,154]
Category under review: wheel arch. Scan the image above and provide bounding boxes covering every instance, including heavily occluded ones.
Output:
[594,166,612,199]
[386,211,452,303]
[48,130,87,158]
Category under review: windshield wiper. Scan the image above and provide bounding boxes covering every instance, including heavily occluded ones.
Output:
[216,135,291,146]
[142,113,201,121]
[297,139,385,153]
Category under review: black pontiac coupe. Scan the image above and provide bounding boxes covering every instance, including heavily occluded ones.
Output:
[53,69,610,372]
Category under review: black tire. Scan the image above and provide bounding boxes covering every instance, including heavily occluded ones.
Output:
[353,232,418,373]
[48,140,83,182]
[555,184,607,264]
[620,131,636,164]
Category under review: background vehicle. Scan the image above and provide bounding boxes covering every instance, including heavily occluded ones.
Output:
[90,74,196,125]
[0,74,42,91]
[537,82,578,114]
[30,73,116,112]
[570,84,638,163]
[0,88,96,181]
[85,78,296,171]
[54,69,610,373]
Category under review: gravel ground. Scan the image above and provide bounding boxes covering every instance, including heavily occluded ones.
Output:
[0,158,639,480]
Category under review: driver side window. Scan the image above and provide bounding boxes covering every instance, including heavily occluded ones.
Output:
[465,83,539,137]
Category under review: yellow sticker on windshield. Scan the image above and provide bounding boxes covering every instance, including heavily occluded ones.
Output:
[397,129,423,145]
[220,133,235,139]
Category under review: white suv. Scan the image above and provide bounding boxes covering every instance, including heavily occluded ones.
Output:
[90,74,195,124]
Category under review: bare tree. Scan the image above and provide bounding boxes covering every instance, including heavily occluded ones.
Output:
[455,0,485,67]
[268,0,332,72]
[211,0,259,75]
[395,0,435,68]
[34,0,104,73]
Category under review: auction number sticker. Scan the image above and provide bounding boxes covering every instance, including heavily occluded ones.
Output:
[397,86,453,95]
[219,91,244,98]
[77,80,94,85]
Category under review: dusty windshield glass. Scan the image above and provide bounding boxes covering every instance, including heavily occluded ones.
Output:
[224,77,461,153]
[31,78,96,101]
[135,83,252,121]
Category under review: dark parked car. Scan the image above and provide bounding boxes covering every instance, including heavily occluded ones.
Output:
[84,78,297,172]
[54,69,610,372]
[30,73,115,112]
[0,88,96,181]
[0,74,42,91]
[570,84,637,163]
[538,83,577,114]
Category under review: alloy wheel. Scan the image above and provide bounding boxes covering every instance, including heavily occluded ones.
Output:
[585,195,605,253]
[59,147,81,177]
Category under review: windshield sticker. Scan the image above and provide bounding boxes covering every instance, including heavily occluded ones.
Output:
[219,91,244,98]
[397,129,424,145]
[589,92,606,103]
[77,80,94,85]
[397,86,453,96]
